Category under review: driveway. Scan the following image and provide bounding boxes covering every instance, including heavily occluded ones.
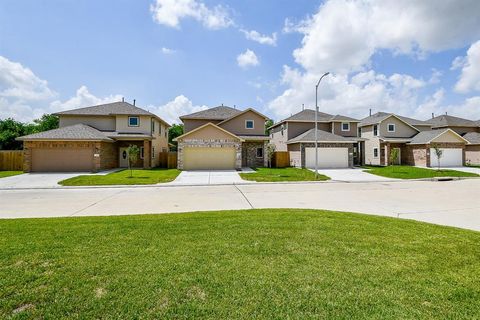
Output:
[441,166,480,175]
[313,168,398,182]
[169,170,251,185]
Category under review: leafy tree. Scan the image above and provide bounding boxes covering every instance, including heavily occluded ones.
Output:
[126,145,140,177]
[0,118,26,150]
[432,144,443,170]
[265,119,274,135]
[32,114,59,133]
[389,148,399,166]
[266,143,276,168]
[168,123,184,151]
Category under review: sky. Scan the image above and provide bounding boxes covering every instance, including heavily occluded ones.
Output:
[1,0,480,124]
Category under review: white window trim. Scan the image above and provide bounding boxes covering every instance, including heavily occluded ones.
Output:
[128,116,140,127]
[341,122,350,132]
[245,120,254,129]
[140,147,144,159]
[373,124,379,136]
[387,123,395,132]
[373,148,379,158]
[256,147,264,158]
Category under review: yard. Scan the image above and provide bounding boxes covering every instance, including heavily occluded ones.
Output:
[1,209,479,319]
[59,168,180,186]
[240,167,330,182]
[0,171,23,179]
[363,165,479,179]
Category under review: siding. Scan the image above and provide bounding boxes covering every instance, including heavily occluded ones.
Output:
[59,115,116,131]
[115,115,152,134]
[362,125,381,165]
[287,143,301,167]
[380,116,418,138]
[184,119,221,133]
[332,122,358,137]
[219,110,266,136]
[270,124,288,151]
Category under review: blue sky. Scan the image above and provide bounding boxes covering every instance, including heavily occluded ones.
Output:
[1,0,480,124]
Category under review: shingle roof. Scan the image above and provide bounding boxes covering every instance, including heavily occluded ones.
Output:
[463,132,480,144]
[17,124,113,141]
[54,101,169,125]
[278,109,359,123]
[426,114,478,128]
[179,106,242,120]
[359,112,430,127]
[409,128,467,144]
[287,128,358,144]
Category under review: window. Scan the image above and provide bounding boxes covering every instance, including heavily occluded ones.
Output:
[373,124,378,136]
[128,116,139,127]
[245,120,254,129]
[140,147,144,159]
[256,147,264,158]
[281,124,284,136]
[341,122,350,131]
[358,127,362,136]
[152,147,155,159]
[165,128,167,138]
[373,148,378,158]
[387,123,395,132]
[151,119,155,133]
[159,124,162,136]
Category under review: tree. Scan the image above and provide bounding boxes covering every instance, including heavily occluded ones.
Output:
[32,114,59,133]
[432,144,443,170]
[266,143,276,168]
[265,119,274,135]
[126,145,140,177]
[168,123,184,151]
[0,118,26,150]
[389,148,399,166]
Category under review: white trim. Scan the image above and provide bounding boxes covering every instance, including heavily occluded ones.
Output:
[373,124,379,136]
[140,147,144,159]
[341,122,350,132]
[373,148,379,158]
[128,116,140,127]
[245,120,254,129]
[151,146,155,159]
[387,123,395,132]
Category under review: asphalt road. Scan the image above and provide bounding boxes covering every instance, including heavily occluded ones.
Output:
[1,179,479,231]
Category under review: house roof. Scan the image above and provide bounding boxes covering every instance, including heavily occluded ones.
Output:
[270,109,359,129]
[409,128,468,144]
[173,122,244,142]
[179,105,242,120]
[16,124,113,142]
[426,114,478,128]
[463,132,480,144]
[54,101,170,126]
[286,128,358,144]
[359,112,430,128]
[105,132,153,140]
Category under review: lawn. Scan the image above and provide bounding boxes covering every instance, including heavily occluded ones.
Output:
[0,171,23,179]
[363,165,479,179]
[1,210,480,319]
[59,168,180,186]
[240,167,330,182]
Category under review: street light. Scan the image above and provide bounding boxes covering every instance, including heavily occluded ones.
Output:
[315,72,330,178]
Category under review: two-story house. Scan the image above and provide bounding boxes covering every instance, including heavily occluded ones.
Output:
[359,112,469,167]
[17,101,170,172]
[269,109,361,168]
[174,105,269,170]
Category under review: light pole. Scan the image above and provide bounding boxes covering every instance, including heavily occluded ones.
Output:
[315,72,330,178]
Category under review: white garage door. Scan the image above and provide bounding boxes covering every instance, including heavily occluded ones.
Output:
[430,148,462,167]
[305,147,349,168]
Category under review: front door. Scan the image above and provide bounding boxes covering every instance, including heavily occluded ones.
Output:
[393,147,401,165]
[119,148,129,167]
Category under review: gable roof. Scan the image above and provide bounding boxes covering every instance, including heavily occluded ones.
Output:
[270,109,359,129]
[463,132,480,145]
[409,128,468,144]
[16,124,113,141]
[179,106,242,121]
[287,128,358,144]
[426,114,478,128]
[54,101,170,126]
[217,108,269,126]
[359,112,430,128]
[173,122,244,142]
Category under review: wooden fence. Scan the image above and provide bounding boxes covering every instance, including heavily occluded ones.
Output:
[272,151,290,168]
[159,152,178,169]
[0,150,24,171]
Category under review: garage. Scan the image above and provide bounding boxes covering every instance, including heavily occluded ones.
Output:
[305,147,349,168]
[430,148,463,167]
[32,148,93,172]
[183,146,236,170]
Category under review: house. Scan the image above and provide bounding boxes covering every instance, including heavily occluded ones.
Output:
[174,105,269,170]
[269,109,362,168]
[359,112,468,167]
[426,114,480,165]
[17,101,170,172]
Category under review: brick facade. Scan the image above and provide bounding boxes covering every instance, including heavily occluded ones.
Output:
[299,142,354,168]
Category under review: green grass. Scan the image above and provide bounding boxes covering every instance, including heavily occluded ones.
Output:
[240,167,330,182]
[59,168,180,186]
[467,164,480,168]
[1,209,480,319]
[363,165,479,179]
[0,171,23,179]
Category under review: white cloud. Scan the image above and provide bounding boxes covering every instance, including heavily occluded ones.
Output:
[150,0,233,30]
[237,49,259,69]
[161,47,176,54]
[50,86,122,112]
[241,29,277,46]
[453,40,480,93]
[417,89,480,120]
[148,95,209,124]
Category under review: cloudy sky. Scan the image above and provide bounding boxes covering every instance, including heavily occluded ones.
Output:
[1,0,480,124]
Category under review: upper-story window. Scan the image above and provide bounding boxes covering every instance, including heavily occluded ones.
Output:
[387,123,395,132]
[128,116,139,127]
[358,127,362,136]
[341,122,350,131]
[373,124,379,136]
[151,119,155,133]
[245,120,254,129]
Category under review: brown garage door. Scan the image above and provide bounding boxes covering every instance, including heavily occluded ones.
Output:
[32,148,93,172]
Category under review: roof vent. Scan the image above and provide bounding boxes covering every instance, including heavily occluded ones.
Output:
[133,99,136,106]
[122,97,124,102]
[432,113,434,119]
[369,108,372,116]
[302,103,305,111]
[234,104,236,109]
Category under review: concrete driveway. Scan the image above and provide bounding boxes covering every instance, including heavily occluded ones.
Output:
[169,170,251,185]
[313,168,397,182]
[441,166,480,175]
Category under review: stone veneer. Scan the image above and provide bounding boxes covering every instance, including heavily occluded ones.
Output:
[177,139,242,169]
[299,142,354,168]
[242,141,267,168]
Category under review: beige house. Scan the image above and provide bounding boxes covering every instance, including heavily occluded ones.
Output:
[359,112,468,167]
[175,106,269,170]
[269,109,362,168]
[17,101,170,172]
